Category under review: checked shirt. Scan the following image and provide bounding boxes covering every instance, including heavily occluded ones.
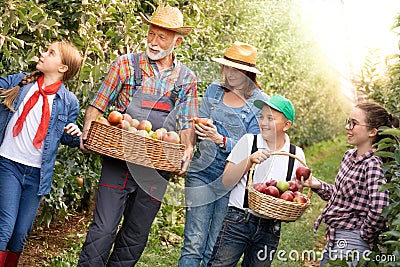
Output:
[314,148,389,247]
[90,51,198,130]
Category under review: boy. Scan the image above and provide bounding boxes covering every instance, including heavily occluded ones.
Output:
[208,94,306,267]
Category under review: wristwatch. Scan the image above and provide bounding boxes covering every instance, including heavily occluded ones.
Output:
[219,136,227,148]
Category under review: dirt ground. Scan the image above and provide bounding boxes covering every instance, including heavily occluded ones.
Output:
[19,213,91,266]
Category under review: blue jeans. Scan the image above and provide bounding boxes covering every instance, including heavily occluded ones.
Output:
[208,206,281,267]
[0,156,42,252]
[179,159,230,267]
[320,229,370,267]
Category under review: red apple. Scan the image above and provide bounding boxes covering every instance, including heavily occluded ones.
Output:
[295,166,311,181]
[131,118,140,129]
[122,113,133,125]
[162,131,180,144]
[96,116,111,126]
[253,183,267,193]
[76,177,84,186]
[293,191,304,197]
[293,195,308,204]
[264,186,280,198]
[288,181,298,192]
[280,190,294,202]
[265,180,277,187]
[138,120,152,132]
[117,120,131,130]
[195,117,210,125]
[108,111,123,125]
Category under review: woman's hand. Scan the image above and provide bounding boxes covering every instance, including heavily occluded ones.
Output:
[249,149,270,164]
[195,119,224,144]
[64,123,82,137]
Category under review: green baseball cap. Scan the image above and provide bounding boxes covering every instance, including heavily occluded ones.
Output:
[254,94,295,122]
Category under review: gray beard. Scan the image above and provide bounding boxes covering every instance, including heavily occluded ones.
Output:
[146,42,175,61]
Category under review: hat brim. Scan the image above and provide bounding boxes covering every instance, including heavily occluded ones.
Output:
[212,57,262,75]
[140,12,194,35]
[254,99,281,114]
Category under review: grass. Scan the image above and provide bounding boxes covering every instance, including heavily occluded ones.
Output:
[43,135,349,266]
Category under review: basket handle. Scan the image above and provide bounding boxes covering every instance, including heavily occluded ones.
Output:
[247,152,312,198]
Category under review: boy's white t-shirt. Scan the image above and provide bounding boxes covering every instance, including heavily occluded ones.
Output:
[0,82,56,168]
[226,133,306,210]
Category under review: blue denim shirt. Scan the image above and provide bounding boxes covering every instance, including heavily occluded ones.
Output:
[188,82,269,181]
[0,73,80,195]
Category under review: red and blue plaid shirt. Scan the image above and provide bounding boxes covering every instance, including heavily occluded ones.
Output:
[90,51,198,130]
[314,148,389,247]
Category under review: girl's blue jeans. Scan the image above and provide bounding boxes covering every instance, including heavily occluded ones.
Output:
[0,156,42,252]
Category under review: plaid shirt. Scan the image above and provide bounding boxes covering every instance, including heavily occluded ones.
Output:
[314,148,389,247]
[90,51,198,130]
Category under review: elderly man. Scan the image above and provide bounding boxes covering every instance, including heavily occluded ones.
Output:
[78,4,198,266]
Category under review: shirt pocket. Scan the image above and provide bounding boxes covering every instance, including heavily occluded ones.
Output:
[56,114,68,137]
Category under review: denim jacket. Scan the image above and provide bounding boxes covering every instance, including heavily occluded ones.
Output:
[189,82,269,176]
[0,73,80,195]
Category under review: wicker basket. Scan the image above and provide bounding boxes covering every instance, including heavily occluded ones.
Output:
[247,152,312,222]
[84,121,185,173]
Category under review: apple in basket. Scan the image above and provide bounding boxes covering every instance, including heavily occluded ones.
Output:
[96,116,111,126]
[288,181,298,192]
[295,166,311,181]
[280,190,294,202]
[276,180,290,193]
[136,129,149,137]
[151,128,167,140]
[265,179,277,187]
[131,118,140,129]
[108,110,123,126]
[128,126,137,133]
[163,131,180,144]
[253,183,267,194]
[264,186,280,198]
[117,120,131,131]
[293,195,308,204]
[122,113,133,126]
[138,120,152,132]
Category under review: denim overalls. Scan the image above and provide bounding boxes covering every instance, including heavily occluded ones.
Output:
[179,83,266,267]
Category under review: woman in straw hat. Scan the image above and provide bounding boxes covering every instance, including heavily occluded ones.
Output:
[179,41,269,267]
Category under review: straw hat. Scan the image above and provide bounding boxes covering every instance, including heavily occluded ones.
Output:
[139,4,194,35]
[212,41,262,75]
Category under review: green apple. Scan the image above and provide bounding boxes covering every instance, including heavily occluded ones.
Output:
[276,180,290,193]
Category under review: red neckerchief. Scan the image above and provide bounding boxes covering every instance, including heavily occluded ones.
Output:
[12,75,62,148]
